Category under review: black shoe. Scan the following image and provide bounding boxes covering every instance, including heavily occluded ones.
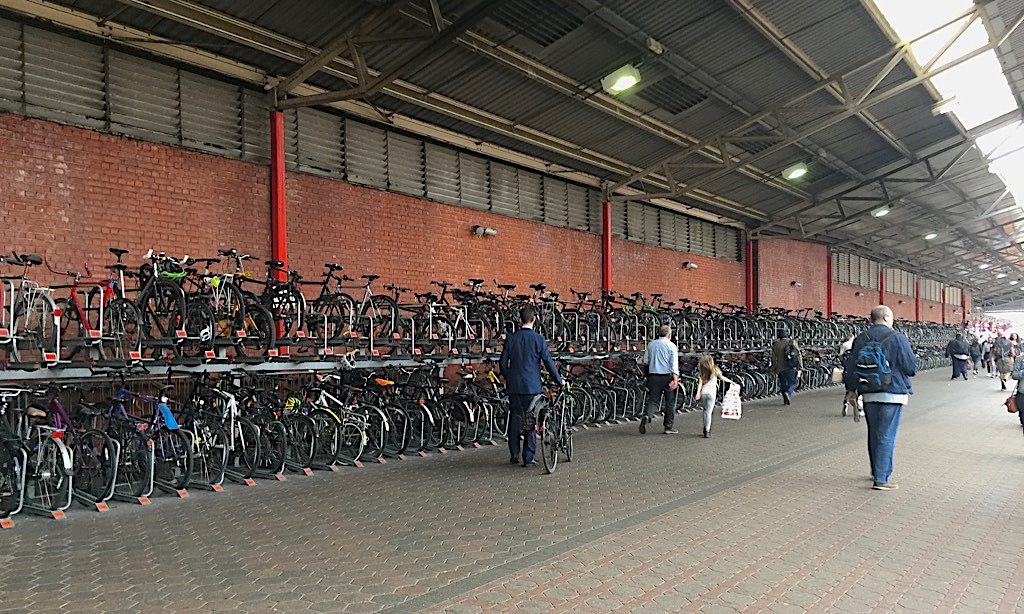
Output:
[664,428,679,434]
[523,460,537,467]
[703,430,710,438]
[639,418,647,434]
[1002,381,1007,390]
[782,392,790,405]
[963,374,968,380]
[510,456,519,464]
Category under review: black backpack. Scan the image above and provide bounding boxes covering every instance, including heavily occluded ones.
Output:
[853,330,899,393]
[783,341,801,368]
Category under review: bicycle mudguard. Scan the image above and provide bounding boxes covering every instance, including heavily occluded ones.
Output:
[157,403,180,430]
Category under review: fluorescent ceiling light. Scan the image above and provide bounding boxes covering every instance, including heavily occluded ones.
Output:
[924,232,938,240]
[601,64,641,94]
[997,273,1008,278]
[872,205,890,217]
[979,263,991,269]
[1012,280,1019,285]
[782,163,808,180]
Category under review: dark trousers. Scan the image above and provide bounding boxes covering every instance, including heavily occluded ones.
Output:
[951,358,968,379]
[778,367,798,396]
[507,394,539,463]
[644,374,675,429]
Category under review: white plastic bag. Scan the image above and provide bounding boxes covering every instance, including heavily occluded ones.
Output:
[721,384,742,420]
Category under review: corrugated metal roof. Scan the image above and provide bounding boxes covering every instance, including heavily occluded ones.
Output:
[22,0,1024,303]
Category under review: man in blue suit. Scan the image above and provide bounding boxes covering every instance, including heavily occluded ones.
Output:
[499,305,563,467]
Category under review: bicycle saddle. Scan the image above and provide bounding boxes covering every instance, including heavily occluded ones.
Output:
[468,278,485,285]
[324,263,344,271]
[497,283,516,290]
[26,403,47,418]
[108,247,129,257]
[361,274,380,282]
[17,253,43,266]
[76,403,102,417]
[530,283,547,291]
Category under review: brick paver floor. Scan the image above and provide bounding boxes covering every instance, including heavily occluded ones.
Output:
[1,368,1022,613]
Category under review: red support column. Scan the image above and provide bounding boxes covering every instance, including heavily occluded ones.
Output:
[745,239,756,313]
[941,287,946,325]
[914,280,920,322]
[602,200,612,293]
[270,110,287,273]
[879,269,885,306]
[960,289,966,325]
[825,252,833,317]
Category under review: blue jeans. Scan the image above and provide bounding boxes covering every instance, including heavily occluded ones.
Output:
[507,394,540,463]
[863,401,903,484]
[778,368,797,396]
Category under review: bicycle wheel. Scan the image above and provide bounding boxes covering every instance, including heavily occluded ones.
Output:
[307,296,352,342]
[72,429,117,501]
[227,417,261,479]
[11,293,58,364]
[283,414,317,469]
[100,298,143,361]
[0,440,24,517]
[56,297,83,360]
[256,419,287,475]
[236,303,276,357]
[358,405,390,461]
[382,404,409,456]
[266,286,304,338]
[209,281,247,340]
[114,428,152,498]
[336,422,366,466]
[137,278,187,349]
[179,300,215,358]
[563,418,574,463]
[188,421,228,487]
[540,411,558,474]
[307,408,343,466]
[26,436,72,511]
[359,295,399,340]
[153,428,193,490]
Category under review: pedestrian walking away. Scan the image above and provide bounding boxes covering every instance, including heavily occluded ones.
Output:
[498,305,563,467]
[771,328,803,405]
[945,332,970,381]
[695,354,739,438]
[640,325,680,434]
[968,335,982,376]
[844,305,917,491]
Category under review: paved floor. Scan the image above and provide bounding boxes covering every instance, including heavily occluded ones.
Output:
[1,368,1023,613]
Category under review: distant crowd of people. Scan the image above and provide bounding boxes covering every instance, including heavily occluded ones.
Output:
[945,329,1022,389]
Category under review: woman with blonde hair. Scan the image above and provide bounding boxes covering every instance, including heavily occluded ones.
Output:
[695,355,739,438]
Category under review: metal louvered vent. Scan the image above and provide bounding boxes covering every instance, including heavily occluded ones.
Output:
[491,0,583,47]
[637,75,707,115]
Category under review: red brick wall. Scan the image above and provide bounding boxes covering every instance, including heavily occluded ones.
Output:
[832,283,880,318]
[756,238,828,313]
[0,113,741,304]
[1,114,269,286]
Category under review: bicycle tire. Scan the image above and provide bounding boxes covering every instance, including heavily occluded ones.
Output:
[153,428,193,491]
[72,429,117,502]
[188,421,228,487]
[228,417,261,479]
[112,427,152,498]
[256,420,287,475]
[100,298,143,361]
[564,417,574,463]
[136,277,187,352]
[283,414,317,469]
[0,440,24,517]
[359,294,399,340]
[179,300,215,358]
[307,408,343,466]
[236,303,276,357]
[358,404,390,461]
[56,297,83,360]
[26,436,72,511]
[209,281,247,340]
[11,293,58,364]
[540,411,558,474]
[335,422,366,466]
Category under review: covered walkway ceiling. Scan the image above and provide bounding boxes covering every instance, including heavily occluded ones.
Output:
[6,0,1024,306]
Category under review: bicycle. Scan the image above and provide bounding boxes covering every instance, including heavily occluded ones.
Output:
[0,253,60,365]
[536,383,574,474]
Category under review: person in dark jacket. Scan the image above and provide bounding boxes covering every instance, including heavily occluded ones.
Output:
[770,329,803,405]
[844,305,917,491]
[499,305,563,467]
[993,331,1014,390]
[968,335,982,376]
[945,333,970,381]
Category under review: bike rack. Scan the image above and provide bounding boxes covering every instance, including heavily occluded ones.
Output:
[110,437,155,505]
[0,445,28,527]
[72,437,120,512]
[20,428,74,520]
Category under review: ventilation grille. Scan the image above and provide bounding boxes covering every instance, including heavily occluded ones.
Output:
[491,0,583,47]
[637,75,707,115]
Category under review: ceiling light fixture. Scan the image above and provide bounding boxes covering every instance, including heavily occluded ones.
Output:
[782,163,808,181]
[997,273,1007,278]
[924,232,937,240]
[979,263,991,270]
[601,64,641,94]
[683,262,698,270]
[1011,280,1019,285]
[872,205,890,217]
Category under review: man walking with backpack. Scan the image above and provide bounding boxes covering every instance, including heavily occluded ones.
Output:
[844,305,917,491]
[771,328,803,405]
